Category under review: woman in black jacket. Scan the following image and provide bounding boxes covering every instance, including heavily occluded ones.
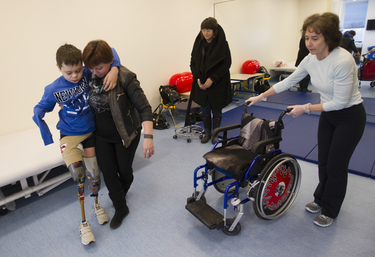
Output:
[83,40,154,229]
[190,17,232,144]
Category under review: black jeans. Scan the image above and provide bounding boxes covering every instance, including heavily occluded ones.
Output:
[96,133,140,201]
[314,103,366,218]
[298,75,310,91]
[201,97,222,118]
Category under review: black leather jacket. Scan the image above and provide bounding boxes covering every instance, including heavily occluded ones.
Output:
[108,66,152,147]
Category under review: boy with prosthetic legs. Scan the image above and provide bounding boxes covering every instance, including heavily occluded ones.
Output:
[33,44,120,245]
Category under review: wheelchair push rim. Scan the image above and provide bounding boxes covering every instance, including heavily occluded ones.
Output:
[253,153,301,220]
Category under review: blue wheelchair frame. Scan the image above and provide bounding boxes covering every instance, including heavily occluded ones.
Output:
[186,107,301,235]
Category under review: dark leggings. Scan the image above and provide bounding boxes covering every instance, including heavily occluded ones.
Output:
[201,97,222,118]
[95,134,140,198]
[314,103,366,218]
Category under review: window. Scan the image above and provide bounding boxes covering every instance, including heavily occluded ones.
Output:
[340,0,369,43]
[343,1,368,28]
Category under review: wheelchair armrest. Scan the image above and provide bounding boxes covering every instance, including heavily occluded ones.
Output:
[212,124,241,146]
[250,136,282,154]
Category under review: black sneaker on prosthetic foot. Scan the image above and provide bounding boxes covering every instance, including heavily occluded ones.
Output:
[110,205,129,229]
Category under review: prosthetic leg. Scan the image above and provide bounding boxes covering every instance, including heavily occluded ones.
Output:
[84,156,109,226]
[68,161,95,245]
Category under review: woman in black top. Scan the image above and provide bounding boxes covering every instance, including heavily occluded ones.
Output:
[190,17,232,144]
[83,40,154,229]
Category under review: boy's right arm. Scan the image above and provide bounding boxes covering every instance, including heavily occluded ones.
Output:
[32,87,56,146]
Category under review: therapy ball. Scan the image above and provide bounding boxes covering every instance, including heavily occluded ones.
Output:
[169,72,193,93]
[242,60,260,74]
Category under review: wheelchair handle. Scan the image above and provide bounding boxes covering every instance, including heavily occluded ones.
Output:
[244,101,251,113]
[244,103,292,118]
[278,108,292,129]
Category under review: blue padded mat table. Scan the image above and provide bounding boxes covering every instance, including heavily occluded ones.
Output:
[306,122,375,177]
[362,97,375,115]
[206,103,375,178]
[280,114,319,160]
[266,91,375,114]
[197,105,293,139]
[267,91,320,105]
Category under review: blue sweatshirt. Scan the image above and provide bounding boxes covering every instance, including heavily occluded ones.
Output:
[33,48,121,146]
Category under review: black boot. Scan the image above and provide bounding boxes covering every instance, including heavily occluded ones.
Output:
[109,190,129,229]
[212,117,222,144]
[201,116,211,143]
[110,205,129,229]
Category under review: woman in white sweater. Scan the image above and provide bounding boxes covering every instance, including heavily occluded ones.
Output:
[246,12,366,228]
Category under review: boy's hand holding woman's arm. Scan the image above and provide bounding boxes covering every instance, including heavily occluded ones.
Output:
[103,66,119,91]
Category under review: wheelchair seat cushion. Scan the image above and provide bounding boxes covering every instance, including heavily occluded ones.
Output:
[203,145,258,180]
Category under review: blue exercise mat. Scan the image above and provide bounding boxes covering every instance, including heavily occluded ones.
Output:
[362,97,375,115]
[293,120,375,177]
[266,91,375,114]
[196,105,273,138]
[281,114,319,160]
[214,103,375,178]
[267,91,320,105]
[201,105,293,139]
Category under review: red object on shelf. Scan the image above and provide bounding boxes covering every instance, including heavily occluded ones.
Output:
[169,72,193,93]
[242,60,260,74]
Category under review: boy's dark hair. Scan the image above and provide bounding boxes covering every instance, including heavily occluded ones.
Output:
[302,12,342,52]
[56,44,82,68]
[82,40,113,69]
[200,17,219,39]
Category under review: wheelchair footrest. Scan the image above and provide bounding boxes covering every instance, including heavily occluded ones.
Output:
[185,199,224,230]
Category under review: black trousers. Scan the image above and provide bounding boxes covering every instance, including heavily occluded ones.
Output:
[96,133,140,206]
[314,103,366,218]
[298,75,310,91]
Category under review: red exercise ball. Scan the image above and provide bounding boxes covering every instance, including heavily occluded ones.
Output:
[242,60,260,74]
[169,72,193,93]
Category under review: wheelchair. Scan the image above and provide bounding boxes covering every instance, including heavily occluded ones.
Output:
[185,106,301,236]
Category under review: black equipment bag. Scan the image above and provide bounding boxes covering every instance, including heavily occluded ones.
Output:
[254,79,270,94]
[159,85,180,106]
[254,66,271,93]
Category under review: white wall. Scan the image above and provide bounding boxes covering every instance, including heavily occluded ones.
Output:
[215,0,330,75]
[0,0,213,136]
[1,0,366,137]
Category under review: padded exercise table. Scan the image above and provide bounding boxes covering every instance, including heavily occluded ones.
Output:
[0,126,69,208]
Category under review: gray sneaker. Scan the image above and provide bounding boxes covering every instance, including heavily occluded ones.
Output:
[305,202,321,213]
[313,214,334,227]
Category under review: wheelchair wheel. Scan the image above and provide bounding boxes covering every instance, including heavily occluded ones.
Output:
[253,153,301,220]
[212,170,236,194]
[222,218,241,236]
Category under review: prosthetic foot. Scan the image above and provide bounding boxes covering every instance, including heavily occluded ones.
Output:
[84,156,109,225]
[93,203,109,225]
[69,161,96,245]
[79,220,95,245]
